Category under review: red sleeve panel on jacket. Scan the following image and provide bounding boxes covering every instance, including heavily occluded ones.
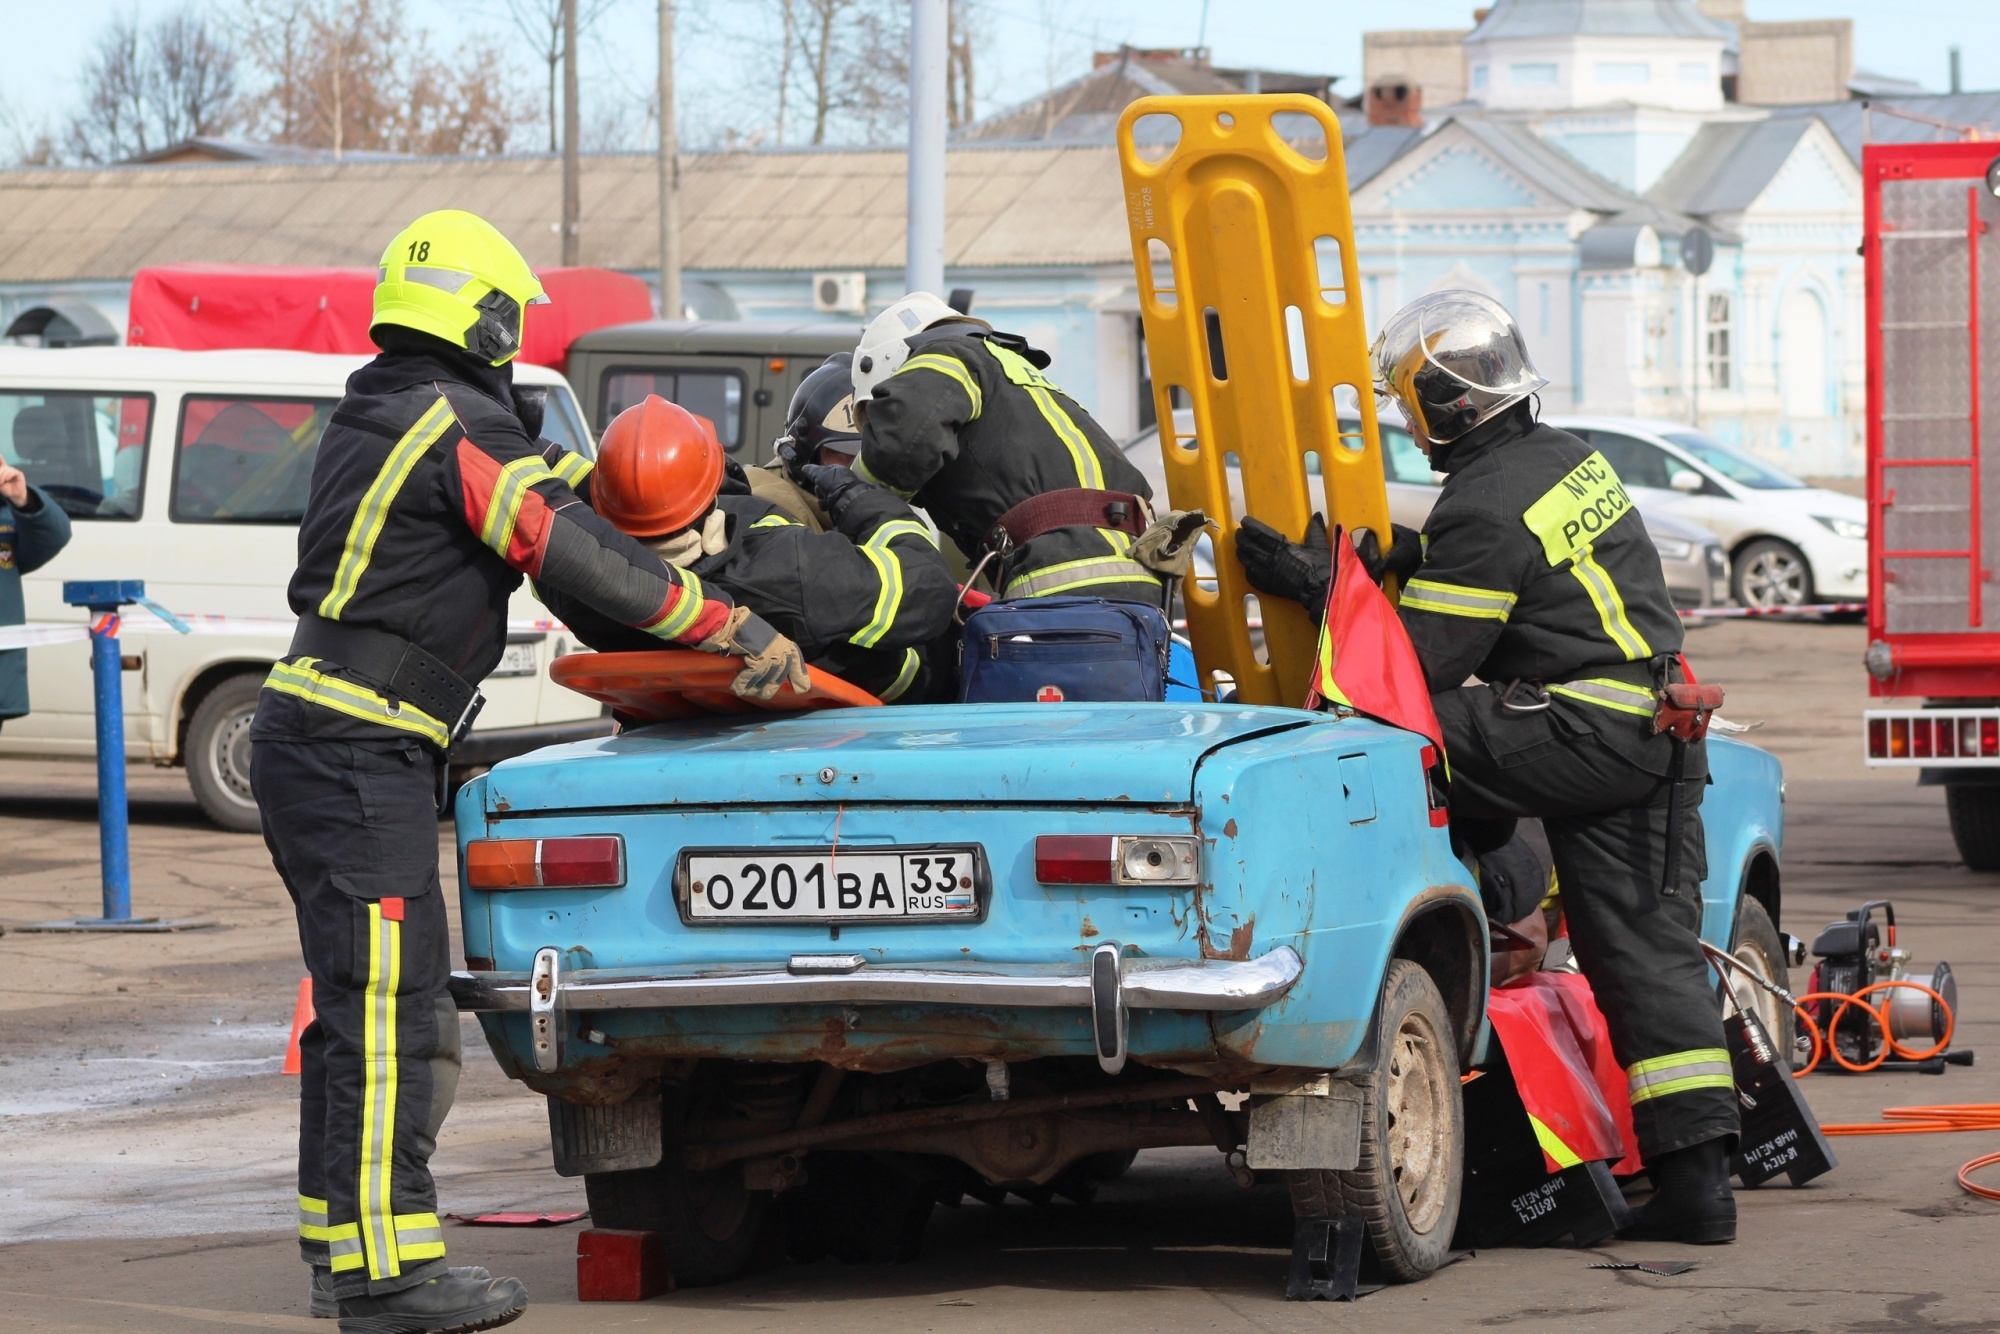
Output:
[456,439,557,576]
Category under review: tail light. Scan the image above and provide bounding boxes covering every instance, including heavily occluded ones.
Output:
[1035,835,1199,886]
[1985,717,1999,756]
[1868,717,1887,758]
[1913,718,1934,758]
[466,836,624,890]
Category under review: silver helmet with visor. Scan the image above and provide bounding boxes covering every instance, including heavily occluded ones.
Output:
[1369,290,1548,446]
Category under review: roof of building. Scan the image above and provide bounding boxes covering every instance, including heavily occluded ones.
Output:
[1764,91,2000,162]
[120,137,413,166]
[1643,115,1815,215]
[1467,0,1731,42]
[0,144,1140,284]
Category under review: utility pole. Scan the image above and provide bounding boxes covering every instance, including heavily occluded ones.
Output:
[658,0,681,320]
[561,0,580,266]
[906,0,947,296]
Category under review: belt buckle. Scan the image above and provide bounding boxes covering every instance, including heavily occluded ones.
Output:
[1496,678,1552,713]
[449,689,487,744]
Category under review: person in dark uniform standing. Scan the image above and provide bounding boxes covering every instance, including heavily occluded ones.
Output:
[0,447,72,733]
[846,292,1167,605]
[251,210,805,1333]
[541,394,956,703]
[1237,290,1738,1245]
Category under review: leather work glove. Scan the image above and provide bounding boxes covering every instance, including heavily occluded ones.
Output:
[774,432,810,486]
[698,605,811,700]
[1352,523,1425,586]
[1234,513,1331,612]
[798,462,873,526]
[510,386,547,439]
[1132,508,1210,578]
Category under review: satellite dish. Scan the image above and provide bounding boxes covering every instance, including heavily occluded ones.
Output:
[1681,227,1714,278]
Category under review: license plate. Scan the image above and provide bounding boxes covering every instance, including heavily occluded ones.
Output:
[682,846,983,923]
[491,641,539,677]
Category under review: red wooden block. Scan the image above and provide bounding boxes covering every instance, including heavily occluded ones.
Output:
[576,1228,674,1301]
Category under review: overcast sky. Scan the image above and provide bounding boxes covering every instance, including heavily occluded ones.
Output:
[2,1,1990,155]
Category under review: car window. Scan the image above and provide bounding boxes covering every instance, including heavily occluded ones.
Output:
[601,367,744,448]
[538,384,593,459]
[1380,419,1436,485]
[0,390,152,520]
[1579,430,1673,490]
[1660,430,1805,490]
[172,396,334,524]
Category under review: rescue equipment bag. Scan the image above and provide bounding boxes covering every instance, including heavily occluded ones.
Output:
[957,596,1170,704]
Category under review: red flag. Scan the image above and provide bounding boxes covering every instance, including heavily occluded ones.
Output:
[1303,528,1445,756]
[1486,972,1641,1174]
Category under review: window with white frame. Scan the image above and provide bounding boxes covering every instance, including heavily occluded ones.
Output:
[1704,292,1732,390]
[1472,64,1489,89]
[1510,63,1558,85]
[1594,62,1650,84]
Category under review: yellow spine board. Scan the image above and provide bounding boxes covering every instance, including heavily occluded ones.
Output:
[1116,95,1392,707]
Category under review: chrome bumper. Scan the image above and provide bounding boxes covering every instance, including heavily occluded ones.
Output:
[451,945,1304,1075]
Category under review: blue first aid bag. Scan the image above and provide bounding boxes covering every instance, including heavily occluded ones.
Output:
[958,596,1171,703]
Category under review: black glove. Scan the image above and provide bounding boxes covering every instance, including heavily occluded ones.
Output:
[1234,513,1331,612]
[774,430,811,486]
[799,462,872,525]
[510,386,547,439]
[1351,523,1424,585]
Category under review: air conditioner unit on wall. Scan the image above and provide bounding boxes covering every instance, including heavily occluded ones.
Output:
[813,272,867,315]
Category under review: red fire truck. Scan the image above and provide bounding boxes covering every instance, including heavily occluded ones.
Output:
[1861,141,2000,867]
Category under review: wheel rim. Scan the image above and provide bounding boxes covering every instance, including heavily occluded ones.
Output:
[1740,548,1807,608]
[686,1165,754,1242]
[1383,1011,1453,1235]
[1731,940,1787,1045]
[206,703,259,810]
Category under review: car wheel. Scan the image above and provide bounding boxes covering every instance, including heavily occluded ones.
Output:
[1945,786,2000,872]
[1732,539,1814,609]
[184,673,265,833]
[584,1078,769,1286]
[1287,959,1463,1282]
[1726,894,1795,1077]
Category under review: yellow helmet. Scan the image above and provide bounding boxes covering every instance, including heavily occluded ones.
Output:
[371,210,549,366]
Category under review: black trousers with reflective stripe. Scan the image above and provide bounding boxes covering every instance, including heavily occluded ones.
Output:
[253,737,460,1299]
[1434,686,1739,1161]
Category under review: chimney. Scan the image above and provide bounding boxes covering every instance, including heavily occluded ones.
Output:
[1367,77,1424,128]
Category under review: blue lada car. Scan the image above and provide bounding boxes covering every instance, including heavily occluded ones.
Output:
[449,700,1784,1285]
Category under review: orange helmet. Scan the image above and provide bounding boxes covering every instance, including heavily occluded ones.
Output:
[592,395,725,538]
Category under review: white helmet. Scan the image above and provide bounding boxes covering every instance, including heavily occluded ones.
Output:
[851,291,962,401]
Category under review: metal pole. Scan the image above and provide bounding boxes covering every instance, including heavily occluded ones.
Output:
[657,0,682,320]
[1690,270,1700,428]
[562,0,580,266]
[906,0,948,296]
[88,610,131,921]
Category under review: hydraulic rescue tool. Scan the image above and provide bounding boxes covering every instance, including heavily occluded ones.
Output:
[1803,900,1969,1074]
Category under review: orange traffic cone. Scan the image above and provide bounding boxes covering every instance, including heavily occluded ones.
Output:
[283,976,315,1076]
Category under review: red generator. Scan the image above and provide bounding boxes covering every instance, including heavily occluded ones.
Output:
[1861,141,2000,867]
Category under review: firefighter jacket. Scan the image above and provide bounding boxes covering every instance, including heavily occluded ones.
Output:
[852,324,1161,604]
[0,485,72,721]
[1399,405,1685,774]
[542,469,955,702]
[254,346,734,751]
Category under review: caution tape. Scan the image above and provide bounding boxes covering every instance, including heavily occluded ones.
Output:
[0,613,571,652]
[1679,602,1865,620]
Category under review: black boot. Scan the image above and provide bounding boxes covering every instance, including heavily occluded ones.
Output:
[1620,1138,1737,1244]
[312,1267,491,1319]
[336,1272,526,1334]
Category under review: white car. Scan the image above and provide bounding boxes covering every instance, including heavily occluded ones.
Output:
[1544,416,1867,609]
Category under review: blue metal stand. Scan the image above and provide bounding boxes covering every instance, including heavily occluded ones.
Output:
[26,580,211,933]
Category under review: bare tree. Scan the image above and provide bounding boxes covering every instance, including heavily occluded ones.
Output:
[67,8,241,163]
[494,0,615,153]
[946,0,979,129]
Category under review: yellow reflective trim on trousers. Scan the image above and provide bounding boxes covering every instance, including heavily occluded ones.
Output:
[644,569,707,641]
[549,450,594,487]
[849,450,914,499]
[1627,1047,1733,1106]
[1003,555,1157,599]
[1402,577,1516,620]
[262,658,450,748]
[480,455,559,556]
[299,1194,333,1242]
[1550,678,1657,718]
[359,903,402,1281]
[1522,450,1635,566]
[1628,1047,1730,1078]
[394,1211,447,1262]
[1628,1071,1736,1105]
[982,342,1103,489]
[1528,1113,1584,1169]
[852,544,903,648]
[319,396,455,619]
[880,648,921,701]
[1570,549,1650,660]
[327,1225,365,1271]
[893,353,984,418]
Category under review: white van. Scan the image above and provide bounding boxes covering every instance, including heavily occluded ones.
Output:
[0,347,609,831]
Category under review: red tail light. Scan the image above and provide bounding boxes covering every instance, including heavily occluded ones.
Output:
[1984,717,1998,756]
[1034,835,1199,885]
[1036,835,1115,884]
[1938,720,1958,757]
[1913,718,1934,758]
[466,836,624,889]
[1890,718,1909,758]
[1868,717,1887,758]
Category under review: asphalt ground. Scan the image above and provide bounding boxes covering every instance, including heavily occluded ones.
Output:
[2,618,1997,1331]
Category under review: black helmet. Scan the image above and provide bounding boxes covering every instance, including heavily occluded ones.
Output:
[785,353,861,463]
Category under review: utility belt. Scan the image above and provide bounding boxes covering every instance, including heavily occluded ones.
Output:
[1493,656,1725,743]
[287,613,486,745]
[982,488,1185,604]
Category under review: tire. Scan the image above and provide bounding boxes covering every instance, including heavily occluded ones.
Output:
[1287,959,1463,1283]
[584,1080,769,1286]
[1732,538,1814,609]
[1945,786,2000,872]
[184,673,265,833]
[1727,894,1795,1067]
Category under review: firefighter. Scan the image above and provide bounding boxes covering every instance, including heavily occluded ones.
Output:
[249,210,805,1332]
[747,351,866,532]
[1235,290,1739,1245]
[542,394,956,703]
[847,292,1174,604]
